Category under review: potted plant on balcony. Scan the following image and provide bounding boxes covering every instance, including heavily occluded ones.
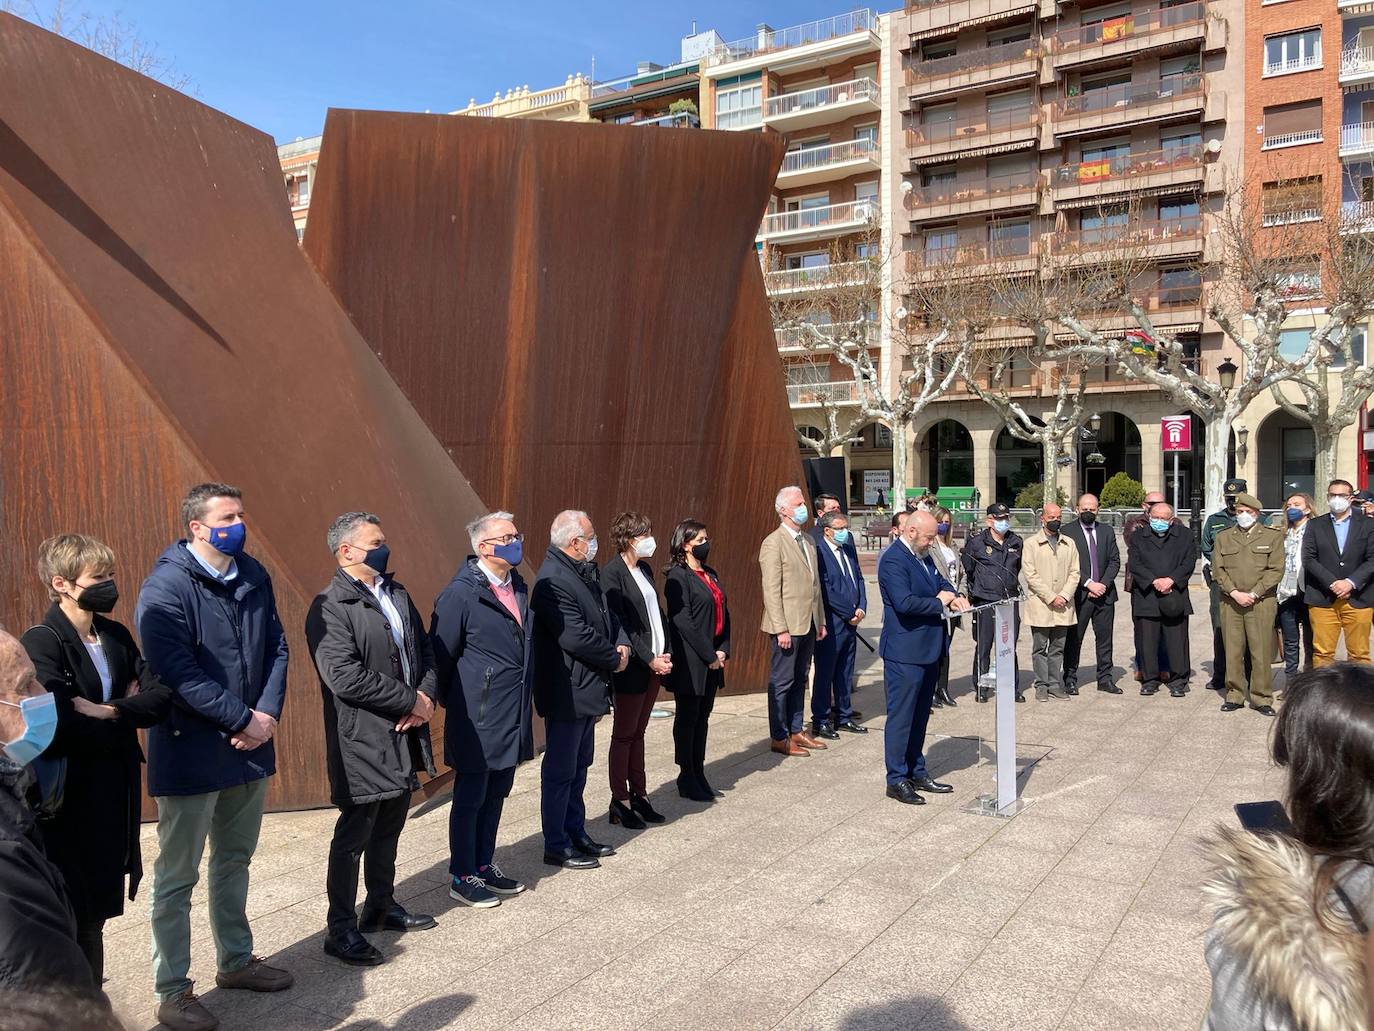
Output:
[669,98,699,117]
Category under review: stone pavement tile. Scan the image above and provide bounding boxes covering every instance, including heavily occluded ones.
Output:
[711,933,868,1008]
[958,843,1063,889]
[779,980,943,1031]
[1013,871,1142,933]
[1079,810,1185,852]
[834,919,986,996]
[842,846,969,902]
[1106,785,1199,819]
[645,986,782,1031]
[668,889,806,952]
[1132,867,1211,921]
[932,967,1076,1031]
[973,914,1112,992]
[803,887,917,945]
[911,876,1034,939]
[1060,955,1213,1030]
[1057,838,1161,886]
[982,812,1088,856]
[1103,912,1212,986]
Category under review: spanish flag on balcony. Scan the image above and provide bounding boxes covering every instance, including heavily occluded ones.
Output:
[1078,159,1111,182]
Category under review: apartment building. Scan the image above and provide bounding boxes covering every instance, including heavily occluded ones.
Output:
[279,135,322,241]
[587,31,719,126]
[884,0,1249,506]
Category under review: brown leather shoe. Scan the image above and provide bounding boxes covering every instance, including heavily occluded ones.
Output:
[214,955,293,992]
[793,732,827,751]
[771,737,809,757]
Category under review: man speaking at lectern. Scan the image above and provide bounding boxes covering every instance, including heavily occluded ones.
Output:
[878,511,970,805]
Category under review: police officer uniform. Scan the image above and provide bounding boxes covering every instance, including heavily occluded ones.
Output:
[961,503,1023,702]
[1212,492,1284,714]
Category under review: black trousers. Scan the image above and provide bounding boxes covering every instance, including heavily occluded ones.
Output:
[972,601,1020,687]
[1139,615,1189,692]
[1277,597,1313,675]
[1064,596,1114,688]
[75,917,105,984]
[449,766,515,878]
[672,680,718,780]
[326,793,409,936]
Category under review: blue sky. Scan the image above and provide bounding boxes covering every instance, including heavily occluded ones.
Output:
[43,1,873,143]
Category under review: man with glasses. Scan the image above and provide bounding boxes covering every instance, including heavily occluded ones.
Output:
[431,512,536,906]
[530,510,629,869]
[1302,479,1374,666]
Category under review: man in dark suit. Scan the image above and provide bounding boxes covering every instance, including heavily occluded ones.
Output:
[530,510,629,870]
[811,509,868,739]
[1302,478,1374,666]
[878,511,969,806]
[1127,502,1197,698]
[1060,493,1122,695]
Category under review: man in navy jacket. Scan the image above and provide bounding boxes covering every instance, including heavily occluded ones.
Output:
[136,483,291,1031]
[878,511,969,806]
[811,508,868,739]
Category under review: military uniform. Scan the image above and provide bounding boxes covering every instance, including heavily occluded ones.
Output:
[1201,478,1250,690]
[1212,493,1285,709]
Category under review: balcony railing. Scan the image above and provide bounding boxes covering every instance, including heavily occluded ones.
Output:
[1262,127,1323,150]
[1056,2,1207,51]
[1342,200,1374,233]
[787,379,861,405]
[906,171,1040,209]
[760,199,880,237]
[1053,215,1203,253]
[776,320,878,349]
[590,66,698,99]
[906,39,1041,83]
[765,260,870,292]
[1050,144,1204,187]
[908,107,1038,147]
[765,78,879,120]
[1263,53,1323,77]
[912,235,1034,269]
[458,75,591,118]
[1083,284,1203,315]
[706,9,876,65]
[633,112,700,128]
[1057,72,1203,118]
[780,137,879,175]
[1342,46,1374,79]
[277,136,322,160]
[1340,121,1374,155]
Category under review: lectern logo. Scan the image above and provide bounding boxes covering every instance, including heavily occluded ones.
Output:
[1000,619,1010,645]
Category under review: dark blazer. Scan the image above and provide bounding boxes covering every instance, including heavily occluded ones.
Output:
[1301,512,1374,608]
[878,541,954,664]
[962,528,1023,601]
[601,556,668,696]
[20,604,171,921]
[305,570,438,807]
[530,547,628,721]
[1061,518,1121,604]
[430,558,534,774]
[664,564,731,697]
[1127,523,1197,618]
[813,532,868,632]
[136,542,289,797]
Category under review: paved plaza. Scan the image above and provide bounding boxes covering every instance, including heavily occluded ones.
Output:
[107,576,1278,1030]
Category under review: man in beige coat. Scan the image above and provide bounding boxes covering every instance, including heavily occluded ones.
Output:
[759,485,828,757]
[1023,503,1080,702]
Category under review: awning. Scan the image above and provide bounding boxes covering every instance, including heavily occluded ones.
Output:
[907,4,1036,41]
[908,138,1037,165]
[1053,181,1205,208]
[1053,322,1201,341]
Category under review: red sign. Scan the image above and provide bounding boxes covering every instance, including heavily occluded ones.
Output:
[1161,415,1191,452]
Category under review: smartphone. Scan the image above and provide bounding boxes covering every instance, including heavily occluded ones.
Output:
[1234,800,1293,835]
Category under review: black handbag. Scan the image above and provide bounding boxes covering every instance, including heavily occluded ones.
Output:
[23,624,70,820]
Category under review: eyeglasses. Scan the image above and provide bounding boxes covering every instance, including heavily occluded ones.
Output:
[480,533,523,546]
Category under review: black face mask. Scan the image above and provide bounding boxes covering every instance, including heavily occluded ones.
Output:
[1078,511,1096,526]
[358,544,390,576]
[74,579,119,614]
[1045,520,1061,534]
[691,542,711,562]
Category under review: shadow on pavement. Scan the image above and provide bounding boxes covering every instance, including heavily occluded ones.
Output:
[839,995,969,1029]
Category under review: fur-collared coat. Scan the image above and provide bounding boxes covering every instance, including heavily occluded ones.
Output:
[1203,826,1370,1031]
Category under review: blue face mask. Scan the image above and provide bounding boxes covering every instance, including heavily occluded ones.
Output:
[0,694,58,766]
[1287,507,1305,523]
[206,521,247,556]
[493,540,523,566]
[832,529,850,545]
[936,523,950,536]
[792,505,809,525]
[1150,518,1171,534]
[993,519,1010,535]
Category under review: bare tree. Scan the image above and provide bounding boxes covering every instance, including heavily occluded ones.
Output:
[4,0,195,90]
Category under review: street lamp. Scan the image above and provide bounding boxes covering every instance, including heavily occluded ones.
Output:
[1089,412,1102,434]
[1217,356,1237,391]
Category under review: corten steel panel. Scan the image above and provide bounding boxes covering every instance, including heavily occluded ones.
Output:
[303,111,803,695]
[0,14,494,811]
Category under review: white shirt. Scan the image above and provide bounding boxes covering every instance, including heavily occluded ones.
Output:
[362,577,411,683]
[629,563,667,655]
[827,539,857,587]
[189,544,237,582]
[84,639,113,702]
[782,521,812,572]
[477,558,511,588]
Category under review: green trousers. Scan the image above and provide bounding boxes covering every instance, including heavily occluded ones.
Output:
[150,778,268,1000]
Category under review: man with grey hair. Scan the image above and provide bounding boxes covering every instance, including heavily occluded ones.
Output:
[759,485,827,757]
[306,512,438,967]
[1127,500,1198,698]
[531,510,629,869]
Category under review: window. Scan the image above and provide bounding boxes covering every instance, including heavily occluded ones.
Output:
[1262,99,1323,149]
[1082,139,1132,163]
[924,227,958,265]
[1278,327,1312,361]
[1159,265,1202,305]
[922,163,956,187]
[1161,127,1203,158]
[989,218,1031,257]
[1276,265,1321,299]
[854,124,878,146]
[785,252,830,270]
[987,23,1033,45]
[785,363,829,386]
[716,83,762,130]
[921,101,956,125]
[785,193,830,212]
[1262,177,1322,226]
[921,38,957,61]
[1337,328,1368,369]
[855,181,879,203]
[1264,28,1321,76]
[1159,196,1201,221]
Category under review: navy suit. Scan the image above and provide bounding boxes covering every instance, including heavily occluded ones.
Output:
[812,529,867,726]
[878,541,953,787]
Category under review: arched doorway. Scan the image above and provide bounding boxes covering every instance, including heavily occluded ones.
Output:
[996,423,1043,506]
[920,419,974,493]
[1079,411,1142,498]
[1256,408,1315,503]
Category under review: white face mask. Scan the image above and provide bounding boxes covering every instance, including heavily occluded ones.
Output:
[584,537,599,562]
[634,536,656,558]
[1329,496,1352,515]
[1235,512,1257,529]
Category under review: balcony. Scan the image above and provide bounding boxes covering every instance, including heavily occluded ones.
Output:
[765,260,871,295]
[1054,73,1206,136]
[907,236,1039,278]
[1261,128,1323,151]
[1342,200,1374,234]
[631,112,700,128]
[787,379,862,406]
[904,171,1042,222]
[778,138,881,188]
[704,9,879,75]
[763,78,880,132]
[1342,45,1374,85]
[1079,284,1205,332]
[1341,121,1374,159]
[1049,216,1205,261]
[906,109,1040,162]
[776,320,878,353]
[904,39,1041,99]
[903,0,1040,39]
[758,199,880,244]
[278,135,322,162]
[1052,3,1217,69]
[456,75,592,120]
[1049,144,1205,204]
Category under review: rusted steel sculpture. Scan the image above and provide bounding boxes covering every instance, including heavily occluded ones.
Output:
[0,14,491,811]
[303,110,800,695]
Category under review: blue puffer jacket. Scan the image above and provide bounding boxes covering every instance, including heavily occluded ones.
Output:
[136,542,289,797]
